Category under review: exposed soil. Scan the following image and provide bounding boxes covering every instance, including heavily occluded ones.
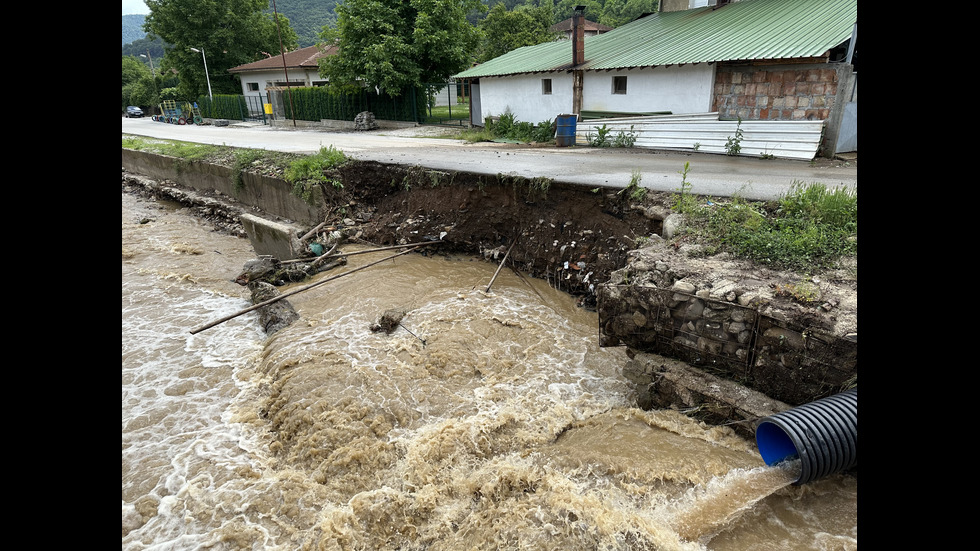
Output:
[306,159,669,308]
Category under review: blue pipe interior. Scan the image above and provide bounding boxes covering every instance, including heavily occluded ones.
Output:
[755,420,799,466]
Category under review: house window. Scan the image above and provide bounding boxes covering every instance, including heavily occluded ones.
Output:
[542,78,552,95]
[247,82,259,92]
[690,0,711,7]
[613,76,627,95]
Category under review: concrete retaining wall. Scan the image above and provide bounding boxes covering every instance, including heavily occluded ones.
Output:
[120,148,322,226]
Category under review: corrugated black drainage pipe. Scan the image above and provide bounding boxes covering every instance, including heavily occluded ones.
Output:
[755,388,857,485]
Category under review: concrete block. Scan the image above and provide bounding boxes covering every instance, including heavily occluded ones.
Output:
[240,213,304,259]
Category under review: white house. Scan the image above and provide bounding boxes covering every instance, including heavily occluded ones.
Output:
[454,0,858,158]
[227,44,337,98]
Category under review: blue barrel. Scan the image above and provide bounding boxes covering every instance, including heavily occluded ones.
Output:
[555,114,577,147]
[755,388,857,485]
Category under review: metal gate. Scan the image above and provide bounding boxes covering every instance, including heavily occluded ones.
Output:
[419,81,470,126]
[243,95,268,123]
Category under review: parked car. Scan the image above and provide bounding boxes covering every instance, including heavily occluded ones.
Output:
[126,106,144,118]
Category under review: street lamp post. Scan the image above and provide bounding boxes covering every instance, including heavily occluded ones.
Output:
[140,52,157,86]
[140,52,159,109]
[140,51,155,73]
[189,47,213,101]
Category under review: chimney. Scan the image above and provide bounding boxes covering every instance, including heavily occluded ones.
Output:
[572,6,586,67]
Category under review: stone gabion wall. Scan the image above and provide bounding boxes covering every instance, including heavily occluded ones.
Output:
[598,282,856,406]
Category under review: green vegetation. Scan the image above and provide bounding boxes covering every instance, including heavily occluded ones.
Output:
[587,124,637,148]
[232,149,266,192]
[618,169,647,202]
[613,125,638,148]
[285,146,349,203]
[456,112,555,144]
[143,0,298,99]
[587,124,611,147]
[121,136,348,203]
[319,0,482,96]
[421,102,470,125]
[476,3,559,63]
[121,136,220,170]
[671,162,698,214]
[670,174,857,273]
[725,117,744,156]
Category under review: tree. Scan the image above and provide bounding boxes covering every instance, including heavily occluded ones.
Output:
[552,0,605,25]
[552,0,657,28]
[319,0,485,96]
[597,0,657,28]
[476,3,558,63]
[144,0,298,99]
[122,56,155,110]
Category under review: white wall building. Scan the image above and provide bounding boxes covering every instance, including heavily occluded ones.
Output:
[476,64,714,124]
[227,44,336,98]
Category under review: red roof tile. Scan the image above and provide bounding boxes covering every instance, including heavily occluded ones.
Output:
[228,44,338,73]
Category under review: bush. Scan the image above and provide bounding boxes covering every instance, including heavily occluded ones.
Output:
[532,119,555,142]
[483,112,555,144]
[671,177,857,272]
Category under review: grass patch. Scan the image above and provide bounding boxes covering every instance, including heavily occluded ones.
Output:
[122,135,223,173]
[422,104,469,121]
[284,146,348,204]
[456,127,498,143]
[122,134,345,203]
[123,136,221,162]
[671,179,857,272]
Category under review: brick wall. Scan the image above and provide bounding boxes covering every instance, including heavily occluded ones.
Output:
[713,64,840,121]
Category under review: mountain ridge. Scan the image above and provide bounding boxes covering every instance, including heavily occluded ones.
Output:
[122,1,338,49]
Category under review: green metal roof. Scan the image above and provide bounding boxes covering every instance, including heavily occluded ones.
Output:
[455,0,857,79]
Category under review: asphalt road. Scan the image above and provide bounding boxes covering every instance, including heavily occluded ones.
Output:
[122,117,857,201]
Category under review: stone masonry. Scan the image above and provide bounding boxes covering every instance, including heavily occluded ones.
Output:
[712,63,841,122]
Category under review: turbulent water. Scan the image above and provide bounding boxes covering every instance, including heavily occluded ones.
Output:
[122,190,857,551]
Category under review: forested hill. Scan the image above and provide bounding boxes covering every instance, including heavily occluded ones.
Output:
[280,0,338,48]
[122,0,337,49]
[122,14,146,46]
[123,1,654,51]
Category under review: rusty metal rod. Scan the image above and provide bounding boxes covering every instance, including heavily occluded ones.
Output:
[281,240,442,264]
[485,240,516,294]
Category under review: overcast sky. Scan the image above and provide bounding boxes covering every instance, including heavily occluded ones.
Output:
[122,1,149,15]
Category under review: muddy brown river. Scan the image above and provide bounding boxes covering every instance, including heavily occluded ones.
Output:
[122,190,857,550]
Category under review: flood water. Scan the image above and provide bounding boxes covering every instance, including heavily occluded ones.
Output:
[122,190,857,550]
